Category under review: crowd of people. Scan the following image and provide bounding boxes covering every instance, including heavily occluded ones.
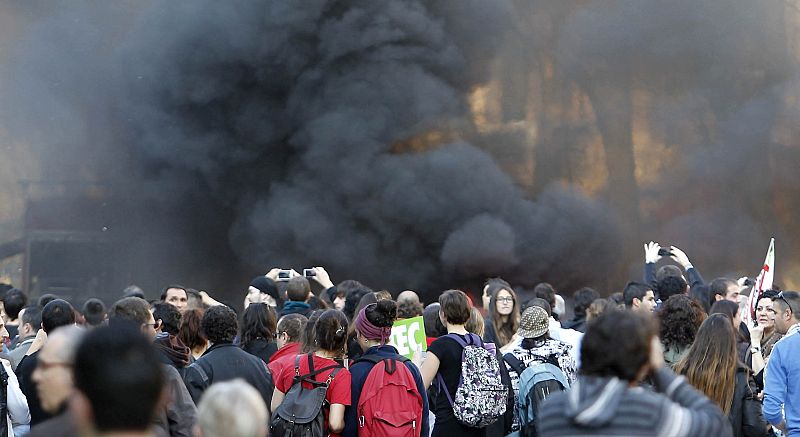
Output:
[0,242,796,437]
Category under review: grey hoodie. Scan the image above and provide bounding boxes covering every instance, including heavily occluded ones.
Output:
[537,367,733,437]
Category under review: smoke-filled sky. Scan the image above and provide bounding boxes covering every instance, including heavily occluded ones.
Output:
[2,1,800,300]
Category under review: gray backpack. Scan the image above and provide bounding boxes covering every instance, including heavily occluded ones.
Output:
[504,353,569,437]
[270,354,342,437]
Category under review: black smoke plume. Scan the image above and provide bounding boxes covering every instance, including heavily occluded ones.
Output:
[0,1,621,300]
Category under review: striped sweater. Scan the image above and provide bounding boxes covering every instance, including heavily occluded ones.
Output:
[537,367,733,437]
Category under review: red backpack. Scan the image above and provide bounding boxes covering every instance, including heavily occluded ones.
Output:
[354,354,424,437]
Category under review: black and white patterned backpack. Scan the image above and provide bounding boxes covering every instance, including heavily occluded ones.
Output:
[436,333,507,428]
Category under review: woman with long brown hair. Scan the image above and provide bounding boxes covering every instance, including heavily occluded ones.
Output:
[674,314,768,437]
[711,299,752,367]
[483,283,520,348]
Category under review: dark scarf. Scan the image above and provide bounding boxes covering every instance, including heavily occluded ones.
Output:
[282,301,311,313]
[154,334,191,368]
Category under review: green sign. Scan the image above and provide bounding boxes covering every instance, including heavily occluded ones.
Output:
[389,316,427,359]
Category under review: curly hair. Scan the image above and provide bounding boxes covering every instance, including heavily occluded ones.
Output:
[659,294,704,350]
[397,300,423,319]
[364,300,397,328]
[202,306,238,344]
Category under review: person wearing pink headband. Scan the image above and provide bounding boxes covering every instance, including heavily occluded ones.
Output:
[342,300,429,437]
[354,304,393,344]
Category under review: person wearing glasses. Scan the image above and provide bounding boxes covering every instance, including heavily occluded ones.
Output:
[763,291,800,436]
[483,282,521,348]
[109,297,198,437]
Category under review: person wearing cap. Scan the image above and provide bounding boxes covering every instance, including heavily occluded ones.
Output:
[503,306,577,435]
[245,276,281,311]
[505,306,577,394]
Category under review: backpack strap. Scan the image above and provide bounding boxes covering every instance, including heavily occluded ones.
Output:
[325,366,342,384]
[467,333,485,347]
[503,353,526,376]
[294,353,344,386]
[293,354,303,376]
[439,333,484,401]
[526,352,561,368]
[444,333,469,348]
[445,332,486,348]
[353,353,410,375]
[436,373,455,407]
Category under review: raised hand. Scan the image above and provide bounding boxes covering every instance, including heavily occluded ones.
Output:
[644,241,662,264]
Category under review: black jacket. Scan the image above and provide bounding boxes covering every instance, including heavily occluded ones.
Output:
[183,343,274,411]
[482,318,498,346]
[242,338,278,364]
[729,365,769,437]
[561,316,587,333]
[17,352,53,426]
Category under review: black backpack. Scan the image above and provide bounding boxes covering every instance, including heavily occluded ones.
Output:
[270,354,343,437]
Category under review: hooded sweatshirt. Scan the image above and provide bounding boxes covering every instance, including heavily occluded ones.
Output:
[155,334,192,371]
[537,367,733,437]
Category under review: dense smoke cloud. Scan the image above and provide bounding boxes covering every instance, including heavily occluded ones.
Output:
[5,0,799,299]
[0,1,621,298]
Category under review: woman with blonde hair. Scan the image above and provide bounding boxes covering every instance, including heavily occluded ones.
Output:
[674,314,768,437]
[465,306,485,337]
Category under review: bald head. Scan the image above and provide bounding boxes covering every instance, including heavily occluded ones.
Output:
[43,325,86,364]
[397,290,420,305]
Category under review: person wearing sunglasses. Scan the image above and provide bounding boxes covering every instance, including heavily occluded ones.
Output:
[763,291,800,436]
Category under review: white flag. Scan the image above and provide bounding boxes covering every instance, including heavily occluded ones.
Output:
[742,238,775,328]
